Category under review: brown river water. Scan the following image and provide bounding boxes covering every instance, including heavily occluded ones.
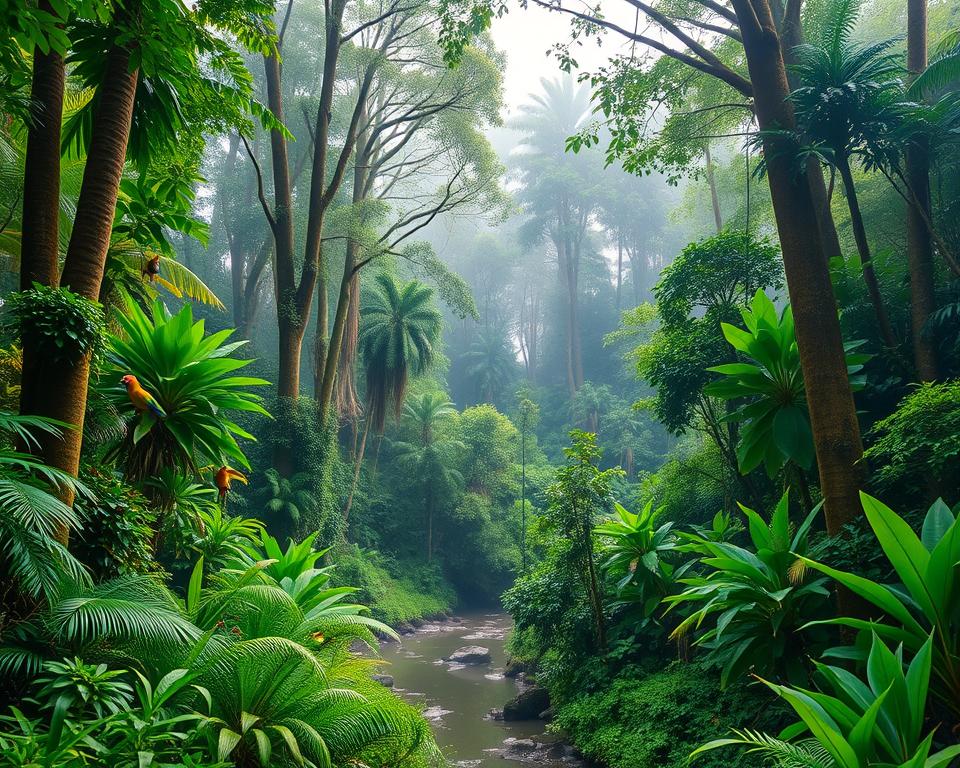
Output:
[377,612,570,768]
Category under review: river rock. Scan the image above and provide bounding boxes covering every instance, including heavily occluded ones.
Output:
[503,657,530,678]
[503,686,551,721]
[371,674,394,687]
[503,738,537,752]
[448,645,491,664]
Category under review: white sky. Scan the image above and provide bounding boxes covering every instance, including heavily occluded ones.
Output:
[488,4,641,117]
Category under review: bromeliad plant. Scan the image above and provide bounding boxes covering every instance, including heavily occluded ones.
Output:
[705,290,867,479]
[692,634,960,768]
[594,500,688,619]
[800,493,960,727]
[665,492,832,687]
[103,298,270,483]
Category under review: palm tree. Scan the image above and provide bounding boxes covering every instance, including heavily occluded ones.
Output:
[461,331,517,404]
[17,2,273,512]
[344,275,442,521]
[789,6,903,348]
[261,469,319,530]
[358,274,443,434]
[392,393,462,561]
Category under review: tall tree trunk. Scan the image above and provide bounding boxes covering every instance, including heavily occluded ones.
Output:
[777,0,845,263]
[19,6,65,431]
[343,416,370,523]
[29,42,138,520]
[19,7,63,291]
[704,142,723,233]
[906,0,940,381]
[263,51,300,400]
[616,231,624,310]
[732,0,865,535]
[220,134,246,330]
[835,156,898,349]
[426,485,434,562]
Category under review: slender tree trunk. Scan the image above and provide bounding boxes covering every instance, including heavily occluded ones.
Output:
[906,0,940,380]
[578,501,606,650]
[28,42,138,524]
[426,485,434,562]
[263,51,300,400]
[732,0,864,535]
[704,142,723,233]
[343,416,370,523]
[836,156,898,349]
[616,231,624,310]
[570,243,584,390]
[220,134,246,330]
[520,420,527,574]
[19,6,65,434]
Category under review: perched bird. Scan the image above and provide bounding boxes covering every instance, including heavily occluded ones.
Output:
[142,255,160,282]
[215,465,247,502]
[120,375,167,419]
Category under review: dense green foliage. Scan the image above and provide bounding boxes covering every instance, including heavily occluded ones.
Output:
[2,0,960,766]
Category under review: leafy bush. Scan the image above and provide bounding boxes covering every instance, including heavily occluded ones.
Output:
[665,493,831,686]
[553,661,787,768]
[705,289,867,478]
[694,634,960,768]
[71,466,156,579]
[864,381,960,505]
[802,493,960,728]
[595,500,687,620]
[4,285,105,364]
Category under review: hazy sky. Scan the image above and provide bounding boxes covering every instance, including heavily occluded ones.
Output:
[488,4,640,117]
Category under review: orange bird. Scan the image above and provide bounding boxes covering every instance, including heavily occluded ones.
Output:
[120,375,166,419]
[215,466,247,502]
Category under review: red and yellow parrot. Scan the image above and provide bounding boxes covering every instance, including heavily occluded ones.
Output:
[215,465,247,502]
[120,375,167,419]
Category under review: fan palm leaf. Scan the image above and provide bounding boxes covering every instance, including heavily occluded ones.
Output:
[358,274,442,433]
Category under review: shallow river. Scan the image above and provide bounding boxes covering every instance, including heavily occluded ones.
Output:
[378,612,563,768]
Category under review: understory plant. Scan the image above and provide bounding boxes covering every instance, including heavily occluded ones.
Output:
[665,492,831,686]
[705,290,867,480]
[0,528,433,768]
[801,492,960,727]
[103,298,269,483]
[693,634,960,768]
[594,500,688,620]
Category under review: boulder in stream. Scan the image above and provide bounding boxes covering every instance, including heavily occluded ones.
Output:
[447,645,491,664]
[503,686,551,721]
[371,674,394,687]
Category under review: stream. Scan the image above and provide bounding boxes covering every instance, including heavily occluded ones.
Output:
[378,612,573,768]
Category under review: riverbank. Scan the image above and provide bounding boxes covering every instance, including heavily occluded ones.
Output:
[333,545,458,626]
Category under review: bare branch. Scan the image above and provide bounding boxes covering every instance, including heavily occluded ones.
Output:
[240,134,278,236]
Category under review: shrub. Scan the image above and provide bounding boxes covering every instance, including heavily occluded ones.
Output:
[553,661,787,768]
[864,380,960,505]
[71,466,156,579]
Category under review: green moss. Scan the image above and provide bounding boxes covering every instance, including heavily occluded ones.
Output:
[332,545,456,626]
[552,662,788,768]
